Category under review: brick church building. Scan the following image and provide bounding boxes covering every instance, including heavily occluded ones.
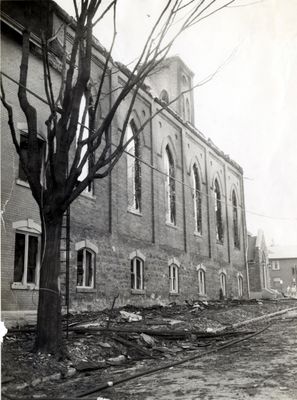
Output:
[1,1,249,325]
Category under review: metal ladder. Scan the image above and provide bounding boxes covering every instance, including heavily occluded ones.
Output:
[60,206,70,337]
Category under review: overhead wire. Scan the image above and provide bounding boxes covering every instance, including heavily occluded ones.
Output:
[1,71,296,223]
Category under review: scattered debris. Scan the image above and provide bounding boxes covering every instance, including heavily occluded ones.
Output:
[120,311,143,322]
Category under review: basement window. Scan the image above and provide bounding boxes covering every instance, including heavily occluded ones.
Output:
[219,272,227,297]
[131,257,144,291]
[77,248,95,288]
[169,263,179,294]
[238,274,243,297]
[13,231,40,288]
[197,266,206,295]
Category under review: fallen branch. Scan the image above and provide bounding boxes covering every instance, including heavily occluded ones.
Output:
[77,323,272,397]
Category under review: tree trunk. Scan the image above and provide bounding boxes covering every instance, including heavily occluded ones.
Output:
[35,215,63,356]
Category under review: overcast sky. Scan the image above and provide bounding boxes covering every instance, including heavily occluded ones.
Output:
[57,0,297,246]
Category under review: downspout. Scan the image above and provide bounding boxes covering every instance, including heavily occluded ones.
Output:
[149,102,155,244]
[204,150,211,259]
[180,127,187,253]
[223,165,231,264]
[240,174,250,298]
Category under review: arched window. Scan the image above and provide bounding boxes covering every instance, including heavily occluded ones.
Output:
[169,263,179,293]
[77,247,95,288]
[192,163,202,234]
[186,98,191,122]
[77,94,93,194]
[126,119,141,211]
[165,145,176,225]
[238,274,243,297]
[131,257,144,291]
[197,265,206,295]
[232,190,240,248]
[160,89,169,104]
[214,178,223,243]
[219,272,227,297]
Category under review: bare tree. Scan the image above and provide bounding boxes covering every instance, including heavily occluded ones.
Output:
[1,0,236,356]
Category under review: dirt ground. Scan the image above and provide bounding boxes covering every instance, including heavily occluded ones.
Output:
[2,298,297,399]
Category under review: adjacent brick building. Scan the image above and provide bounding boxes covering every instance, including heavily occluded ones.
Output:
[269,246,297,297]
[1,1,249,325]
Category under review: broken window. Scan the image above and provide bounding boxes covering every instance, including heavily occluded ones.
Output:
[238,275,243,297]
[14,232,39,285]
[126,120,141,212]
[165,145,176,225]
[18,132,45,182]
[219,272,227,297]
[169,264,179,293]
[232,190,240,249]
[197,267,206,295]
[76,94,94,195]
[192,163,202,234]
[77,248,95,288]
[131,257,144,291]
[214,178,223,243]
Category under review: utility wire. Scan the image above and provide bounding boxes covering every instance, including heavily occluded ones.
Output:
[1,70,296,222]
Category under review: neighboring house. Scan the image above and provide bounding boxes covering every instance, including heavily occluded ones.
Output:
[269,246,297,297]
[247,230,271,298]
[1,1,249,326]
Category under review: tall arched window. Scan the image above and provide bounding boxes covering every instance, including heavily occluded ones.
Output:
[192,163,202,234]
[181,95,185,119]
[169,263,179,293]
[214,178,223,243]
[77,94,93,194]
[232,190,240,248]
[165,145,176,225]
[126,120,141,212]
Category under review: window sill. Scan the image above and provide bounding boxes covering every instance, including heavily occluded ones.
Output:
[127,208,142,217]
[169,291,179,296]
[76,287,96,293]
[11,282,38,290]
[194,231,202,238]
[80,191,96,200]
[166,222,177,229]
[131,289,145,295]
[16,179,30,188]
